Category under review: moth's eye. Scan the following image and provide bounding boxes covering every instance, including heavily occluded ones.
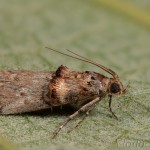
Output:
[110,83,121,93]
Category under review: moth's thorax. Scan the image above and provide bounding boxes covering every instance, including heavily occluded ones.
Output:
[48,65,109,107]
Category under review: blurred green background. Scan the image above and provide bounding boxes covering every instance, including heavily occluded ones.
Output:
[0,0,150,150]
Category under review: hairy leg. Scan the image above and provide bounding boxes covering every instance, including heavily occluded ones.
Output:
[67,103,96,133]
[109,95,118,120]
[52,97,101,138]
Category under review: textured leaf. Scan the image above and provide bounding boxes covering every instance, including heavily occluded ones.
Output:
[0,0,150,150]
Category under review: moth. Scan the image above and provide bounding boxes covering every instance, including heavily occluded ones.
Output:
[44,47,127,138]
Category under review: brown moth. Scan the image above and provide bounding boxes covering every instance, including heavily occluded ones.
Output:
[44,47,127,138]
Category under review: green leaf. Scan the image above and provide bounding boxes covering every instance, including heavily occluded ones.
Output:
[0,0,150,150]
[0,134,19,150]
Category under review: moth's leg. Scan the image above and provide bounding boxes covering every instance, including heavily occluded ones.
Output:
[52,97,101,138]
[67,104,96,133]
[109,95,118,120]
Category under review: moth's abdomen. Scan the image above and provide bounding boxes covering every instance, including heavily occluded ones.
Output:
[48,65,103,107]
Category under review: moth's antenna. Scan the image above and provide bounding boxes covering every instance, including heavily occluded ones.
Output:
[45,47,118,79]
[66,49,118,78]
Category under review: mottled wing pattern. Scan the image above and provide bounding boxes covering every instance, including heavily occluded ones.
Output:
[49,65,104,108]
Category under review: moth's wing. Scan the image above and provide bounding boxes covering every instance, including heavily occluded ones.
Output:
[0,70,51,114]
[49,66,106,107]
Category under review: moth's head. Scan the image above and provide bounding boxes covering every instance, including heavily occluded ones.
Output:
[109,78,127,96]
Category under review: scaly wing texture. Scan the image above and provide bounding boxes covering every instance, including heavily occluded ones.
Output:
[49,66,103,107]
[0,0,150,150]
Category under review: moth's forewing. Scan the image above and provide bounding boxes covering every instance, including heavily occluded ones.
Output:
[48,66,107,108]
[0,70,51,114]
